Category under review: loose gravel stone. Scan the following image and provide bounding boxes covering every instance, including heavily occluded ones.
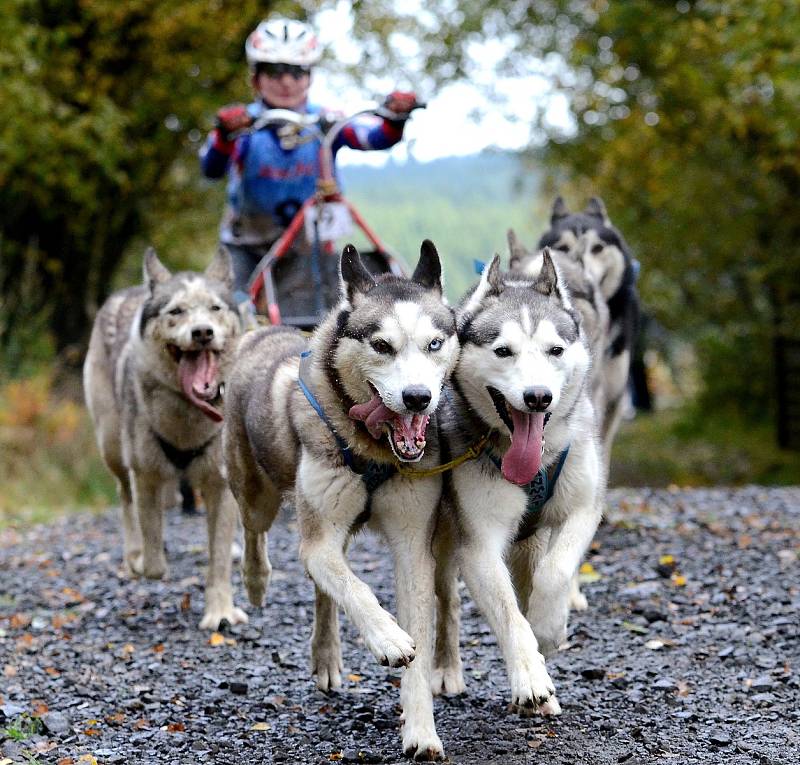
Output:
[1,486,798,764]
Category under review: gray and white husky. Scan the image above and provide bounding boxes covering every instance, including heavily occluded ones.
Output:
[83,248,247,630]
[537,197,639,479]
[223,242,458,760]
[432,252,603,713]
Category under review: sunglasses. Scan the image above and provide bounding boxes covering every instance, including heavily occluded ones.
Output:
[258,63,311,79]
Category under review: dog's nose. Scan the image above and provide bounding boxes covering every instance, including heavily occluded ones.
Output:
[523,387,552,412]
[402,386,432,412]
[191,325,214,345]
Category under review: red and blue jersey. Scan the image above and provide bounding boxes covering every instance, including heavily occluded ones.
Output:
[199,100,404,244]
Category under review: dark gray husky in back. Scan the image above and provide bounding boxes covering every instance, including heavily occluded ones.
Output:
[536,197,639,479]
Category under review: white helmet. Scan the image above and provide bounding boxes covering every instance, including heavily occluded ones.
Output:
[245,18,322,68]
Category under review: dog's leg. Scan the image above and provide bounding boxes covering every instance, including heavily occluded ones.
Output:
[459,535,557,714]
[197,475,248,630]
[432,525,465,696]
[379,498,443,761]
[117,471,143,577]
[130,470,168,579]
[311,585,342,692]
[297,458,416,670]
[526,503,601,657]
[225,425,279,607]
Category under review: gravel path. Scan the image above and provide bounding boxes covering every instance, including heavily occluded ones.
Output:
[1,487,798,765]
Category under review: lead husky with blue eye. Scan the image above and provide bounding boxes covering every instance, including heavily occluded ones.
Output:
[223,241,458,761]
[431,250,603,715]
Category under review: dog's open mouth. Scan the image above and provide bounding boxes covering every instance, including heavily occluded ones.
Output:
[348,385,429,463]
[168,345,223,423]
[487,386,546,486]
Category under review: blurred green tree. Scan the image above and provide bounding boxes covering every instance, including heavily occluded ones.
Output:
[0,0,273,368]
[355,0,800,422]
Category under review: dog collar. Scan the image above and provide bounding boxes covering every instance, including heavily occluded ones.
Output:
[486,444,570,543]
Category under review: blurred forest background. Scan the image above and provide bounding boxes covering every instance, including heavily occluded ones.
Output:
[1,0,799,526]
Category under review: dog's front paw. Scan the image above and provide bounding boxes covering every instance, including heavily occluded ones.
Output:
[242,563,271,607]
[141,551,168,580]
[199,604,248,631]
[124,550,143,578]
[509,650,556,712]
[431,662,466,696]
[528,598,569,657]
[365,618,416,668]
[569,575,589,611]
[402,721,444,762]
[312,642,343,692]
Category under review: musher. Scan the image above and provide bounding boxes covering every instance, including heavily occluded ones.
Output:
[200,16,418,307]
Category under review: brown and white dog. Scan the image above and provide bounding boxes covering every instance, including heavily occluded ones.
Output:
[83,248,247,630]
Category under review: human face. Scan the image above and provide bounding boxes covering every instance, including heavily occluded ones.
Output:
[253,65,311,110]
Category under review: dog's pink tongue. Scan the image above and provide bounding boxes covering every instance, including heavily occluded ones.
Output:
[179,350,223,422]
[502,410,546,485]
[349,395,393,439]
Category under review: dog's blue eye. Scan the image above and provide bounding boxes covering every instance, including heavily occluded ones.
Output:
[550,346,565,357]
[494,346,513,358]
[371,339,393,355]
[168,307,184,316]
[428,338,443,352]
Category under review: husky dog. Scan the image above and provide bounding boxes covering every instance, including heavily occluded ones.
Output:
[508,228,609,424]
[537,197,639,478]
[223,242,458,760]
[83,249,247,630]
[432,252,603,711]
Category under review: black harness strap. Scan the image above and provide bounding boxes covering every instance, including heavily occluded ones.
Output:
[487,446,570,543]
[153,432,216,471]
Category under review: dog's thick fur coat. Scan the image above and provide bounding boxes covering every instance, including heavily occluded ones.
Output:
[223,242,459,760]
[432,252,603,713]
[83,249,247,630]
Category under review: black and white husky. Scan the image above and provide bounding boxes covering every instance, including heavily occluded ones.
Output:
[432,252,603,715]
[537,197,639,478]
[223,242,458,760]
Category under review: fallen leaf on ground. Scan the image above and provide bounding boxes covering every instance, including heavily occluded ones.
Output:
[622,621,649,634]
[671,573,687,586]
[347,673,363,682]
[208,632,225,646]
[251,722,270,731]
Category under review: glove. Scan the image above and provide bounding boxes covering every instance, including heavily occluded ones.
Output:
[378,91,419,121]
[215,104,252,141]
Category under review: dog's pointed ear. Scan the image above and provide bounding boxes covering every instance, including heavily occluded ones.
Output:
[534,248,559,296]
[507,228,530,271]
[143,247,171,291]
[340,243,377,303]
[457,253,502,332]
[585,196,609,224]
[551,196,569,224]
[412,239,443,293]
[204,246,234,289]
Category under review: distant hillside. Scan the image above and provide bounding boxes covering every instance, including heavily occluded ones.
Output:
[340,152,545,299]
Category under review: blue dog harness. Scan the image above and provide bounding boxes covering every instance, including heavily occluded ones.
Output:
[487,445,570,543]
[298,351,397,498]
